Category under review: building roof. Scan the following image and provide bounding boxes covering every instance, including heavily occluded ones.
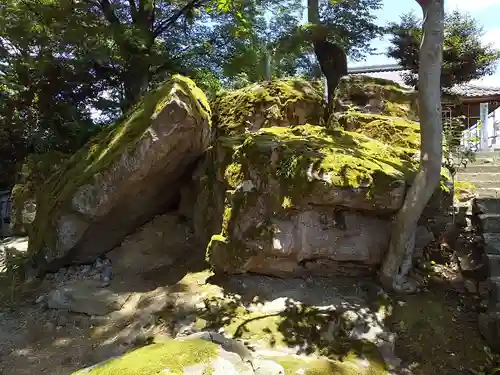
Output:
[347,64,500,99]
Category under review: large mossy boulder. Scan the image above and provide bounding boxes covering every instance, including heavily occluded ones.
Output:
[196,76,451,277]
[199,125,416,276]
[10,151,68,236]
[213,78,324,136]
[29,76,211,270]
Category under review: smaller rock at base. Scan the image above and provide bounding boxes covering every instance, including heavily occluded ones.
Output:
[47,280,131,316]
[36,295,46,304]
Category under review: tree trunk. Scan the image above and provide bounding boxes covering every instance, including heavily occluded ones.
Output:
[380,0,445,292]
[122,57,151,112]
[307,0,319,25]
[307,0,322,80]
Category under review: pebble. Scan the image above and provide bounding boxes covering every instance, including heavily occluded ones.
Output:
[36,295,46,304]
[41,257,113,285]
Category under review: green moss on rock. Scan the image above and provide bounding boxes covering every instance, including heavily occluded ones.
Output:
[217,124,416,208]
[204,125,418,271]
[74,339,218,375]
[212,78,324,136]
[29,75,210,259]
[273,356,387,375]
[336,112,420,153]
[335,75,417,120]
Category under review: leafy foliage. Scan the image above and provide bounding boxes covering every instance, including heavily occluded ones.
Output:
[387,10,500,88]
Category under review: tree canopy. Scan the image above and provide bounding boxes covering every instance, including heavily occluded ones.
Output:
[0,0,497,190]
[387,9,500,88]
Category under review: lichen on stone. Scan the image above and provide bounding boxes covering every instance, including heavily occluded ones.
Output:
[212,78,325,136]
[29,75,211,261]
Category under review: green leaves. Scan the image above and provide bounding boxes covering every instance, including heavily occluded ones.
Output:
[0,0,387,189]
[387,10,500,88]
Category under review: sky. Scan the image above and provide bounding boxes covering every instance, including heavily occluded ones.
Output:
[349,0,500,88]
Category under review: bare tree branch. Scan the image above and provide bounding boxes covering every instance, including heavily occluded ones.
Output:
[152,0,208,37]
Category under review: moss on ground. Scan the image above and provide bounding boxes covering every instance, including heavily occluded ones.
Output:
[212,78,324,135]
[194,292,387,374]
[74,339,218,375]
[388,285,489,375]
[28,75,210,260]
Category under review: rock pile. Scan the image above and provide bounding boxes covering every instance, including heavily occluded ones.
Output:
[9,74,449,279]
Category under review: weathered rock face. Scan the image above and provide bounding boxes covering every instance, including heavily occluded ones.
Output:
[10,152,68,236]
[200,125,414,276]
[30,76,211,270]
[212,78,324,136]
[107,213,196,279]
[195,76,451,277]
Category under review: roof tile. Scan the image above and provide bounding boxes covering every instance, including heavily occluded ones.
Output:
[347,65,500,98]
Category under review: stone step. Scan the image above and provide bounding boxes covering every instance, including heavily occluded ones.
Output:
[470,152,500,165]
[460,165,500,173]
[475,188,500,199]
[484,233,500,255]
[456,172,500,182]
[461,181,500,190]
[488,254,500,278]
[479,214,500,233]
[474,151,500,159]
[475,197,500,213]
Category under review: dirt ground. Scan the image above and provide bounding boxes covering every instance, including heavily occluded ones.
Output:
[0,251,493,375]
